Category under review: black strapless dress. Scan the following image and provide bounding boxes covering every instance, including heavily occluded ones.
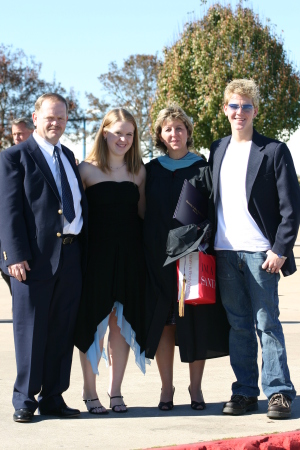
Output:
[74,181,149,373]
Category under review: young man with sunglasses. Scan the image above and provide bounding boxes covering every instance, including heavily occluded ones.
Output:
[209,79,300,419]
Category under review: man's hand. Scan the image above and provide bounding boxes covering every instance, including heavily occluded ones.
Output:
[8,261,30,281]
[262,250,285,274]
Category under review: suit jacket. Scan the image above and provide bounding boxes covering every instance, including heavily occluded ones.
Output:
[209,129,300,277]
[0,134,88,280]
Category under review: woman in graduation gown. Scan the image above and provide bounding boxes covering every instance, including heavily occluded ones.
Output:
[144,104,229,411]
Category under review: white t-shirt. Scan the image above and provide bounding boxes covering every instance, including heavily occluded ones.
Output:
[214,138,270,251]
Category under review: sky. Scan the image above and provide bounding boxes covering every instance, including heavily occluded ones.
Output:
[1,0,300,165]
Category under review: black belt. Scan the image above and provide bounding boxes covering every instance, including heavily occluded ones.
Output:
[61,234,80,245]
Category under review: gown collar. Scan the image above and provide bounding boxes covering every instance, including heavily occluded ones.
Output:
[157,152,202,172]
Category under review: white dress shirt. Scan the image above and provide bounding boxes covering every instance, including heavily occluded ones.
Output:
[33,131,83,235]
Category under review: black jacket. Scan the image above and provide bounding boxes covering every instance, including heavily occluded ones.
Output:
[0,134,88,280]
[209,129,300,276]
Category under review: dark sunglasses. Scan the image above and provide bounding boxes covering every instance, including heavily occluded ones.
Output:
[228,104,254,112]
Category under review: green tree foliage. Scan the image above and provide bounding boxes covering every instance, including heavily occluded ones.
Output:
[152,2,300,150]
[0,44,83,150]
[87,54,161,155]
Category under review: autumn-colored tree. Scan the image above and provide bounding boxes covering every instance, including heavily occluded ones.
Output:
[152,2,300,150]
[0,44,83,150]
[87,54,161,154]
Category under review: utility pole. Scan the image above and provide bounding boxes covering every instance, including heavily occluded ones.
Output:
[82,117,86,160]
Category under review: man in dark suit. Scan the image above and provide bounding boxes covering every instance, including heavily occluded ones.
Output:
[209,79,300,419]
[0,93,88,423]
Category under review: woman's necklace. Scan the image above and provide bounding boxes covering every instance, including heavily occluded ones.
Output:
[109,162,126,171]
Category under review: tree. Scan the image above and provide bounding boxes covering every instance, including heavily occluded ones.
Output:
[152,2,300,150]
[0,44,83,150]
[87,54,161,155]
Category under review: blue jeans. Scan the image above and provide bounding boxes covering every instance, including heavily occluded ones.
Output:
[216,250,295,401]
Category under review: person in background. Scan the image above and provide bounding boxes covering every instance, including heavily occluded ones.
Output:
[11,117,34,145]
[144,104,229,411]
[209,79,300,419]
[0,93,88,423]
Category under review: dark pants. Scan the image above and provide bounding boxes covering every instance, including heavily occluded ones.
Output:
[11,241,82,412]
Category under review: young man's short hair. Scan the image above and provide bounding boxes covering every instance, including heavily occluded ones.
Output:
[224,79,260,108]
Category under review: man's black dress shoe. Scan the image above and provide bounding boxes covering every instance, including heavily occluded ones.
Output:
[13,409,34,423]
[223,395,258,415]
[39,405,80,418]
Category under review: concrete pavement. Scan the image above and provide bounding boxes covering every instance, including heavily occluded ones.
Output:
[1,246,300,450]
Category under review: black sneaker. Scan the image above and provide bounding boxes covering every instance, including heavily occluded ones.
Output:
[267,393,291,419]
[223,395,258,415]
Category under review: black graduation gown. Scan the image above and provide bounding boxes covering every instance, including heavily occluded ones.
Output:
[144,158,229,362]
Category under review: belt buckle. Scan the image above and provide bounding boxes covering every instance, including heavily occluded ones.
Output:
[62,236,72,245]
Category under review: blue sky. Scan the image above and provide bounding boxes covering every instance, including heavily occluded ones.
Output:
[1,0,299,110]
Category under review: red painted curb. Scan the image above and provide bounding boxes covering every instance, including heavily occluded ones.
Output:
[145,431,300,449]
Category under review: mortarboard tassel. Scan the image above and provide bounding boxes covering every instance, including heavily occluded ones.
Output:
[179,275,186,317]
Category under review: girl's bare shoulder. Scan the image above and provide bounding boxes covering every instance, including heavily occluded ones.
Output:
[79,160,98,173]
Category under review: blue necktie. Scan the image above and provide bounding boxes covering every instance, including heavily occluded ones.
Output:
[53,146,75,223]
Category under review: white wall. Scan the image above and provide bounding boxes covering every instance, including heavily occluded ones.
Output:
[287,129,300,175]
[60,135,93,162]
